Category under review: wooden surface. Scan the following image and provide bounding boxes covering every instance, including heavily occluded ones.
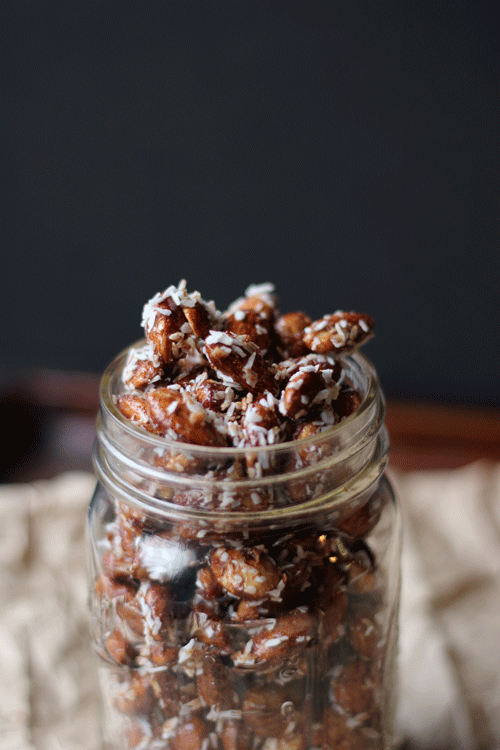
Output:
[1,369,500,482]
[386,399,500,471]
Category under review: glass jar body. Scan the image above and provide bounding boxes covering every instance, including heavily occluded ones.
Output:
[88,348,402,750]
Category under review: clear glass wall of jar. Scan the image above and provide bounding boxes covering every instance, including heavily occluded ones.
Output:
[88,345,402,750]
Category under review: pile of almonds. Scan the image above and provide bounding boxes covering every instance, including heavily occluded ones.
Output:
[116,281,374,456]
[92,282,391,750]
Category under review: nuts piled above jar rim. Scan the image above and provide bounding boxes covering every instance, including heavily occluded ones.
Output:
[116,280,374,453]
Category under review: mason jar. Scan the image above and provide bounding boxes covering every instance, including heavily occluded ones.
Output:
[88,343,401,750]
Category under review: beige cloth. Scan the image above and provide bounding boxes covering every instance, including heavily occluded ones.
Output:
[1,464,500,749]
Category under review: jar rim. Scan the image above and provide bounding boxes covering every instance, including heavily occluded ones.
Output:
[92,430,389,525]
[99,340,382,459]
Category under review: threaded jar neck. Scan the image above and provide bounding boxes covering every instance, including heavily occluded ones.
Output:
[93,344,389,527]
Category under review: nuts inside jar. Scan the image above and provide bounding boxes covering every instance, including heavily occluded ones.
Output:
[92,281,390,750]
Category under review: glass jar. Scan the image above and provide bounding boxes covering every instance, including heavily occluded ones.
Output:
[88,343,401,750]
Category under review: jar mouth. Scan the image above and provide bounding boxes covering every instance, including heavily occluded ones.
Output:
[93,429,389,526]
[94,342,388,522]
[99,340,382,460]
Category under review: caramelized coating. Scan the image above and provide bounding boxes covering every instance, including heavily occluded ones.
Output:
[349,605,382,660]
[334,384,363,419]
[275,311,312,358]
[144,295,189,365]
[196,654,235,709]
[93,282,392,750]
[115,394,159,433]
[242,685,288,737]
[321,708,378,750]
[336,494,382,540]
[279,370,331,420]
[224,294,276,353]
[332,658,380,716]
[171,714,211,750]
[146,386,227,446]
[205,331,279,395]
[303,312,374,355]
[221,720,253,750]
[240,608,315,666]
[105,628,136,666]
[210,546,281,600]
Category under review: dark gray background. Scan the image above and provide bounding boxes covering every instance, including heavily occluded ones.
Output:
[2,1,498,405]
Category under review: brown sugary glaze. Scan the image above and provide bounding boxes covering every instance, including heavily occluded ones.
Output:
[93,283,390,749]
[116,281,373,457]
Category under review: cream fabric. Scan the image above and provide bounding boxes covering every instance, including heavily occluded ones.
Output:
[0,473,100,750]
[1,465,500,749]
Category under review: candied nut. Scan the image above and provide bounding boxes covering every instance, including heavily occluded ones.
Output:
[318,587,348,646]
[153,448,201,474]
[332,658,379,716]
[277,354,342,383]
[205,331,279,395]
[346,553,377,596]
[278,559,314,607]
[240,392,285,449]
[143,293,190,365]
[288,415,338,483]
[149,670,181,718]
[349,605,382,660]
[173,364,209,387]
[101,550,134,581]
[233,599,263,621]
[137,581,172,641]
[115,394,159,433]
[123,346,167,390]
[229,486,276,512]
[303,312,374,355]
[182,300,214,339]
[226,283,278,318]
[110,512,140,564]
[246,608,315,665]
[279,370,331,420]
[195,377,236,413]
[176,637,207,674]
[272,732,307,750]
[334,384,363,419]
[139,641,179,668]
[192,609,232,654]
[293,410,338,443]
[221,720,253,750]
[225,308,273,353]
[196,566,223,600]
[275,312,312,358]
[116,672,179,720]
[242,685,287,737]
[210,547,281,600]
[321,707,376,750]
[336,495,382,540]
[105,628,136,666]
[95,573,138,602]
[115,500,149,531]
[171,714,210,750]
[115,672,154,715]
[145,386,227,446]
[124,717,154,750]
[224,291,276,353]
[279,356,342,421]
[115,594,144,637]
[196,654,235,709]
